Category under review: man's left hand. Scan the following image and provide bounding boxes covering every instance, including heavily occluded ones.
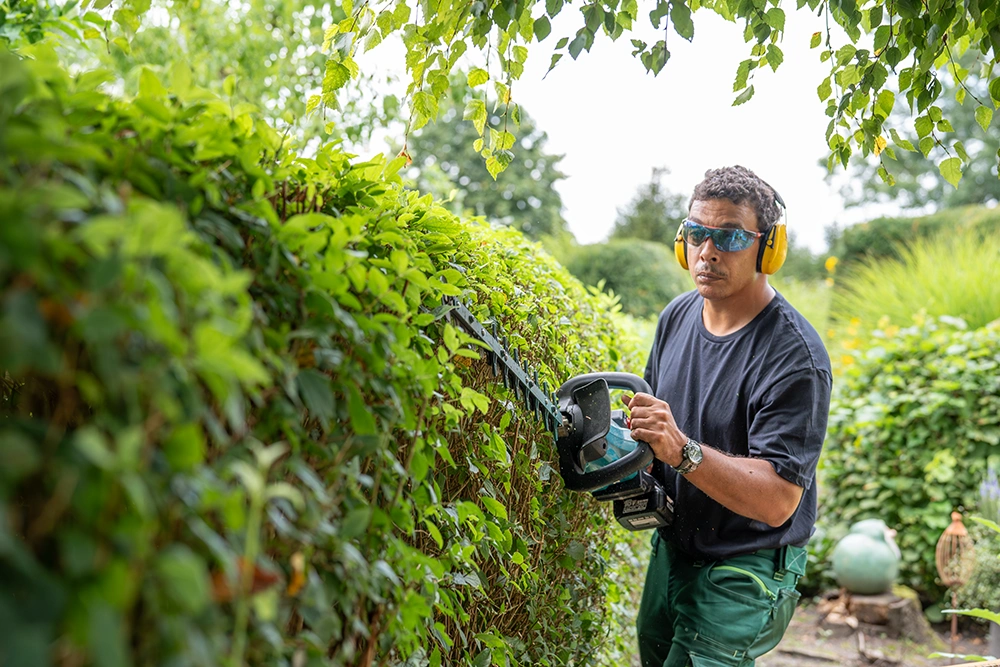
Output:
[621,393,688,468]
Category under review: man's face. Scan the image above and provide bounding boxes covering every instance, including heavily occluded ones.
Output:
[685,198,762,302]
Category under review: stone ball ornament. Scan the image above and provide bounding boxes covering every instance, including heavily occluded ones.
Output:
[830,518,902,595]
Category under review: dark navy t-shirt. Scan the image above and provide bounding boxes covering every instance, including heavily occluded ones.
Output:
[644,289,832,561]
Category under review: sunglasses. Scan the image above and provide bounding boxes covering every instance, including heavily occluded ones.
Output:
[680,220,763,252]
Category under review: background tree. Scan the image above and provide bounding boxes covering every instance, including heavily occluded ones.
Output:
[9,0,1000,187]
[829,51,1000,212]
[403,86,570,241]
[608,167,688,246]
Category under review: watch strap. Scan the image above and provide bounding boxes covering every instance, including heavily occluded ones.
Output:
[674,439,703,475]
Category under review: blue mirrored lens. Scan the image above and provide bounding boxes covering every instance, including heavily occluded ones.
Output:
[681,221,757,252]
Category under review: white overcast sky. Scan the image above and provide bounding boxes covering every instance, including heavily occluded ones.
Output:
[357,5,894,253]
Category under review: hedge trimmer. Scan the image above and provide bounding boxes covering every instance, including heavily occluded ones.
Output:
[442,297,673,531]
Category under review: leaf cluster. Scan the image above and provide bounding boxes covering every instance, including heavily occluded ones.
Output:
[816,317,1000,599]
[0,45,648,666]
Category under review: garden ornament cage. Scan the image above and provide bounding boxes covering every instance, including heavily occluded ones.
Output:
[936,511,975,653]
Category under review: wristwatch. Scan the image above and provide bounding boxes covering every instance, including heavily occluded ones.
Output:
[673,438,704,475]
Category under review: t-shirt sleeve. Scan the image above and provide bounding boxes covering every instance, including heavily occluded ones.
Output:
[747,368,832,490]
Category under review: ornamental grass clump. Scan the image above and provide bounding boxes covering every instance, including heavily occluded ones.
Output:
[830,227,1000,337]
[0,47,648,666]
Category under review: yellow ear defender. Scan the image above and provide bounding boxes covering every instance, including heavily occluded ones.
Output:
[674,187,788,275]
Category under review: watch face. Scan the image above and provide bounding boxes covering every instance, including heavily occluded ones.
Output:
[684,441,703,465]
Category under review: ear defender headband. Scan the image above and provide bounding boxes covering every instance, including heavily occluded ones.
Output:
[674,185,788,275]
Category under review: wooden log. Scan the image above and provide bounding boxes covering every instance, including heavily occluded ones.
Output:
[848,592,899,625]
[886,595,935,644]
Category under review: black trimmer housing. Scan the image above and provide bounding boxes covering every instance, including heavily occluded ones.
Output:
[555,372,672,530]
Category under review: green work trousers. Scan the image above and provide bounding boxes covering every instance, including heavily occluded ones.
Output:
[636,531,807,667]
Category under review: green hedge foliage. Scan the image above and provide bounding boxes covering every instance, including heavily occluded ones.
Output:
[831,204,1000,270]
[815,318,1000,599]
[0,46,648,666]
[564,240,690,319]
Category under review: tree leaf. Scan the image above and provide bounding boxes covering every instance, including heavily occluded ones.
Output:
[943,608,1000,624]
[347,384,376,434]
[463,98,487,135]
[322,59,351,92]
[732,84,755,106]
[889,128,915,152]
[486,156,503,179]
[817,76,832,101]
[914,114,933,138]
[938,157,962,188]
[764,7,785,31]
[341,505,372,539]
[297,369,335,428]
[765,44,783,71]
[467,67,489,87]
[989,77,1000,105]
[918,136,935,157]
[873,135,887,156]
[876,90,894,117]
[481,496,508,520]
[670,1,694,41]
[976,106,993,132]
[534,16,551,41]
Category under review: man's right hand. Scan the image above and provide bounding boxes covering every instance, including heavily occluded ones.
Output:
[621,392,687,468]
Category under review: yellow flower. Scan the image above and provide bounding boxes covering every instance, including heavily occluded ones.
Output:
[825,277,835,287]
[826,329,836,339]
[850,317,862,327]
[840,354,855,366]
[884,324,900,337]
[824,256,839,273]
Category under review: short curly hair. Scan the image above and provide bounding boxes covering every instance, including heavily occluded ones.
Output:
[688,165,783,232]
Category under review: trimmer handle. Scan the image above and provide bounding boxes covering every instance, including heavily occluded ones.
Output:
[556,372,653,399]
[555,372,656,492]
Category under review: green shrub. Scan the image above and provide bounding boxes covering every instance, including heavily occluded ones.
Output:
[830,204,1000,269]
[956,527,1000,615]
[564,240,690,318]
[830,228,1000,334]
[0,46,648,666]
[816,318,1000,599]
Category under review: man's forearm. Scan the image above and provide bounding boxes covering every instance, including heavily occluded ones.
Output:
[682,446,803,528]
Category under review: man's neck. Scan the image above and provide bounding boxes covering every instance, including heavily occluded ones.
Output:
[701,279,776,336]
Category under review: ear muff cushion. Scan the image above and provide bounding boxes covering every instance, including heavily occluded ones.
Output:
[758,223,788,275]
[674,223,688,270]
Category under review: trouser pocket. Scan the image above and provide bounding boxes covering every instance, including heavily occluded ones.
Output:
[747,585,801,660]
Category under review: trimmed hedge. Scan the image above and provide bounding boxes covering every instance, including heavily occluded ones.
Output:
[0,45,647,666]
[813,318,1000,599]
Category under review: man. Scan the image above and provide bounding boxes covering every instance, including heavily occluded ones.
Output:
[624,166,832,667]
